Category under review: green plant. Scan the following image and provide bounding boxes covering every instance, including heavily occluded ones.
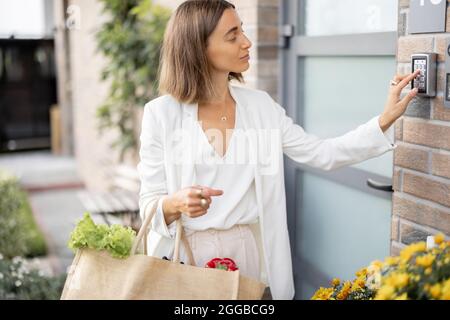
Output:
[95,0,171,161]
[68,213,136,259]
[0,255,66,300]
[0,170,47,259]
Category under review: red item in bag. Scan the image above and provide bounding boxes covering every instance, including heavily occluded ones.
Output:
[205,258,239,271]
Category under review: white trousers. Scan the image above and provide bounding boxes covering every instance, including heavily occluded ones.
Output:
[181,224,261,281]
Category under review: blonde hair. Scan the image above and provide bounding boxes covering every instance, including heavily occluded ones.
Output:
[157,0,244,104]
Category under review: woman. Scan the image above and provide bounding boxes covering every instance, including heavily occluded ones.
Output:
[137,0,420,300]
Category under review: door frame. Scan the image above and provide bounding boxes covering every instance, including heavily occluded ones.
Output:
[278,0,398,299]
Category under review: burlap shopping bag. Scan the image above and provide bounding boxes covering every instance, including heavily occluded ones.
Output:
[60,198,267,300]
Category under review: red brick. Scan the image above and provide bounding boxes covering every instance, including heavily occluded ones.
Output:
[395,117,403,141]
[437,64,446,93]
[447,7,450,33]
[394,144,429,173]
[393,194,450,234]
[432,151,450,179]
[403,172,450,208]
[393,168,402,192]
[432,96,450,122]
[435,35,448,63]
[403,118,450,151]
[392,216,399,241]
[258,7,278,26]
[390,241,405,257]
[258,46,278,59]
[400,221,431,245]
[397,37,433,63]
[258,25,278,45]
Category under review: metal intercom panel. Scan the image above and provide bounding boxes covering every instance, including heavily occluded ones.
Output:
[411,53,437,97]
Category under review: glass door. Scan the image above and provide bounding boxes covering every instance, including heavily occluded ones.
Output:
[280,0,399,299]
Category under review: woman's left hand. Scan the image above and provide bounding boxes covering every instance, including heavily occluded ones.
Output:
[378,69,421,132]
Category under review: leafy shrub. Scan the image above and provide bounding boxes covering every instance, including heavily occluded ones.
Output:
[0,170,47,258]
[95,0,171,160]
[0,255,65,300]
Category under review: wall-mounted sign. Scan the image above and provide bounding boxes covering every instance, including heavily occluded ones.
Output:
[409,0,447,34]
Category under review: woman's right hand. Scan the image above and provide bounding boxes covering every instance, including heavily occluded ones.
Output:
[162,185,224,222]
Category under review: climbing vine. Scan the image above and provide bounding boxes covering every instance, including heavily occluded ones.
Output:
[95,0,170,160]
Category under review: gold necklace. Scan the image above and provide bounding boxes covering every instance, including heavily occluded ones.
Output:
[220,102,227,121]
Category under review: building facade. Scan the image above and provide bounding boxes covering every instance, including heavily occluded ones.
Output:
[391,0,450,259]
[52,0,449,299]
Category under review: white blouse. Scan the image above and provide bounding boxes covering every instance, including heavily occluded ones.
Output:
[140,84,398,299]
[151,100,259,238]
[150,99,396,238]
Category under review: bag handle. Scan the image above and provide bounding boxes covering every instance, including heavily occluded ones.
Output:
[131,197,196,266]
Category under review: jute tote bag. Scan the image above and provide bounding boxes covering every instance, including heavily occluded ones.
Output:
[60,197,267,300]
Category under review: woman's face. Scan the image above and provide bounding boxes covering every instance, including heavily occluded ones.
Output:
[206,8,252,75]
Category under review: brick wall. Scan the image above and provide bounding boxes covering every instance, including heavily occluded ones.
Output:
[232,0,280,100]
[392,0,450,255]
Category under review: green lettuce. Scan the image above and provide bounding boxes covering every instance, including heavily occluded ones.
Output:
[68,213,136,259]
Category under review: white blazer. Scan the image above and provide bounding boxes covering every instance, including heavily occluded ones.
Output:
[137,83,396,300]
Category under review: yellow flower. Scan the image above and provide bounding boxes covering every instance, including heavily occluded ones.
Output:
[434,233,445,245]
[416,254,435,268]
[370,260,383,269]
[385,256,399,266]
[400,242,426,262]
[351,277,366,293]
[311,239,450,301]
[441,279,450,300]
[394,293,408,300]
[357,277,366,287]
[429,283,441,299]
[336,281,352,300]
[385,273,409,288]
[355,268,367,278]
[311,287,334,300]
[351,282,361,293]
[375,285,395,300]
[332,278,341,287]
[366,272,382,291]
[367,262,382,276]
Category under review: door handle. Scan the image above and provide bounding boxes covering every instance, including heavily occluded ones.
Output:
[366,178,393,192]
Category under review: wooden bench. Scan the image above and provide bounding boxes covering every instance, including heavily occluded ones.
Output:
[77,164,141,231]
